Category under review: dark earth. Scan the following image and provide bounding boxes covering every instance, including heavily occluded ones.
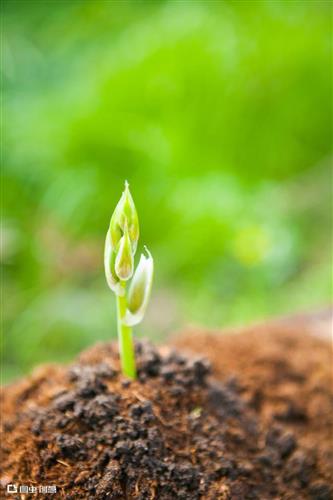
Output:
[1,317,332,499]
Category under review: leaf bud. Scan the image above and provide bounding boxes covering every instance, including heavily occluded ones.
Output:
[109,181,139,253]
[114,223,134,281]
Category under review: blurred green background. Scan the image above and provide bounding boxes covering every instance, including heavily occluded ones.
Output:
[2,1,332,382]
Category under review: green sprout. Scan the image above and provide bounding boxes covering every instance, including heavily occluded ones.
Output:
[104,181,154,379]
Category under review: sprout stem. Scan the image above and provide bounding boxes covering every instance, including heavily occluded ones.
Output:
[116,281,137,379]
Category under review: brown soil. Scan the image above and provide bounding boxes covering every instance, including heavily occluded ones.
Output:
[1,321,332,499]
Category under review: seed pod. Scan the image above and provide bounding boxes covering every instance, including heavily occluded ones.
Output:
[123,247,154,326]
[115,223,134,281]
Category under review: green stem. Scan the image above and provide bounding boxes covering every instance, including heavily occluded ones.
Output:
[116,281,137,379]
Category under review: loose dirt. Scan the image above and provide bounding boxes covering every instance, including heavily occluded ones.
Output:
[1,321,332,499]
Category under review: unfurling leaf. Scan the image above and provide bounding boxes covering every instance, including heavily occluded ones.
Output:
[104,229,124,296]
[123,247,154,326]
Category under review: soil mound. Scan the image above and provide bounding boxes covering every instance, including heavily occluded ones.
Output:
[1,325,332,499]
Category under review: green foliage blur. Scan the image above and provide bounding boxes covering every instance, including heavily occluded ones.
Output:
[2,1,332,382]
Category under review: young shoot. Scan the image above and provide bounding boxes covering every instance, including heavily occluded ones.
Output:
[104,181,153,379]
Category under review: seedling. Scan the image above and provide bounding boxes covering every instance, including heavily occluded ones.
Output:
[104,181,153,379]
